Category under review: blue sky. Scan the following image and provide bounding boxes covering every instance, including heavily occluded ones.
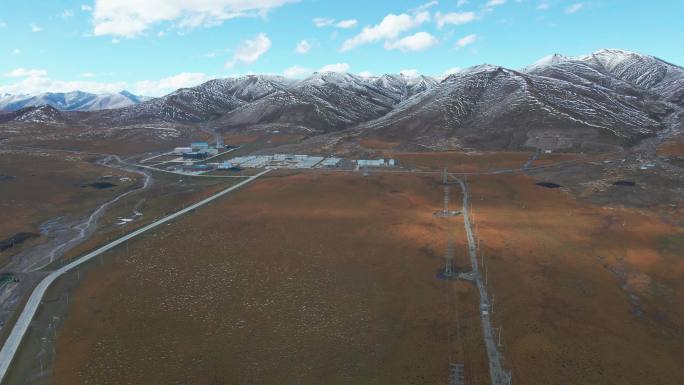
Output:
[1,0,682,96]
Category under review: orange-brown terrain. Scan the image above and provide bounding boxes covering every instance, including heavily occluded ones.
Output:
[48,171,493,385]
[0,150,139,266]
[4,149,682,385]
[469,173,684,385]
[657,138,684,157]
[395,151,537,172]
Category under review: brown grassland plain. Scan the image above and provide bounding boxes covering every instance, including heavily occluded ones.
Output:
[51,172,492,385]
[38,153,684,385]
[1,170,242,385]
[469,173,684,385]
[657,138,684,156]
[393,151,564,173]
[0,151,139,265]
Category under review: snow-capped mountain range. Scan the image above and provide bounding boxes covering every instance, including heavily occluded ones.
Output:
[0,90,149,112]
[2,49,682,150]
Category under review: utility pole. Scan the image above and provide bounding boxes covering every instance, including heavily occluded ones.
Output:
[482,247,486,273]
[443,168,450,216]
[444,234,455,278]
[481,242,485,270]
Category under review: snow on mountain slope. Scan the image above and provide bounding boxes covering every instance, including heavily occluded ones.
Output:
[356,62,673,150]
[9,49,678,151]
[217,72,438,132]
[0,105,70,124]
[90,75,293,125]
[101,72,440,131]
[0,91,147,112]
[217,73,401,131]
[525,49,684,106]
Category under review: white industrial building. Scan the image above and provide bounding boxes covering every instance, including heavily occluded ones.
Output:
[191,142,210,151]
[357,158,396,167]
[220,154,326,169]
[173,147,192,155]
[319,157,342,168]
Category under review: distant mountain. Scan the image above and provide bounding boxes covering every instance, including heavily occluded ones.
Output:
[0,105,71,125]
[0,90,149,112]
[88,75,296,125]
[525,49,684,107]
[3,49,682,151]
[354,49,682,150]
[88,72,440,133]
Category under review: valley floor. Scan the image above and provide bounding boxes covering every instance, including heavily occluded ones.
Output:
[1,148,683,385]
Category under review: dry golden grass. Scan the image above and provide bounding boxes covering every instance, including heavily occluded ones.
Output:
[658,138,684,156]
[394,151,532,172]
[359,139,401,150]
[46,162,684,385]
[53,172,492,385]
[469,173,684,385]
[0,151,138,265]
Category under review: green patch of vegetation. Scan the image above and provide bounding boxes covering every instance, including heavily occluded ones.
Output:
[657,233,684,257]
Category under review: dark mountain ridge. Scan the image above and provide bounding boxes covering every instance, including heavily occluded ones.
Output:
[3,49,682,151]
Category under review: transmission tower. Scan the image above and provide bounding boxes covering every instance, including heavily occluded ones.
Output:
[215,132,224,149]
[435,169,459,217]
[444,230,455,278]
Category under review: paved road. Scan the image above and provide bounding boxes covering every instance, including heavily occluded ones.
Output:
[453,176,512,385]
[0,169,271,383]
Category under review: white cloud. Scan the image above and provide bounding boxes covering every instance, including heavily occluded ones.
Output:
[400,69,419,77]
[341,11,430,51]
[412,1,438,12]
[30,23,42,32]
[134,72,207,96]
[0,70,127,95]
[157,30,166,37]
[61,9,75,18]
[81,4,93,11]
[89,0,297,37]
[111,38,121,44]
[283,66,312,78]
[384,31,437,52]
[537,2,549,10]
[0,21,7,28]
[335,19,357,28]
[315,18,358,29]
[0,70,209,96]
[485,0,506,7]
[435,11,477,28]
[358,71,374,78]
[565,3,583,14]
[12,49,21,55]
[457,0,469,7]
[225,33,271,68]
[295,39,311,54]
[4,68,49,78]
[456,33,477,47]
[319,63,350,73]
[313,17,334,27]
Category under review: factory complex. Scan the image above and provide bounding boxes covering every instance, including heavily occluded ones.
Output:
[219,154,341,169]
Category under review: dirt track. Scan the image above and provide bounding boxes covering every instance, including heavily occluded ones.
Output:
[4,147,681,385]
[51,171,492,385]
[468,173,684,385]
